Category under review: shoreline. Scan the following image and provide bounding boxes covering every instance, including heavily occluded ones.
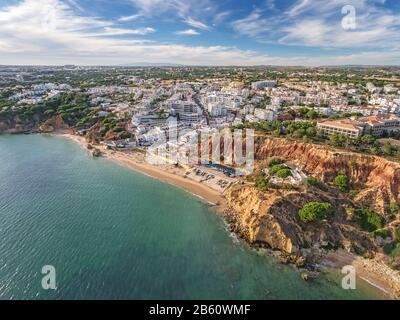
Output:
[321,250,400,299]
[58,132,227,210]
[56,132,398,299]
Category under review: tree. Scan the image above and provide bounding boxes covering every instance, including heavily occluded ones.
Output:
[353,208,384,232]
[255,174,269,192]
[361,134,375,145]
[306,127,317,137]
[305,177,328,191]
[390,201,399,216]
[268,157,284,167]
[306,110,317,119]
[44,109,55,115]
[329,133,347,147]
[293,128,306,138]
[276,168,292,179]
[333,174,350,192]
[269,164,288,175]
[298,202,333,223]
[383,143,394,156]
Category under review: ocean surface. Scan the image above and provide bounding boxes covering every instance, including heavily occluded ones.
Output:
[0,134,385,299]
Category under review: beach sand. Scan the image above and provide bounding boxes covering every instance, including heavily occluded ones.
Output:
[322,249,400,299]
[59,133,226,209]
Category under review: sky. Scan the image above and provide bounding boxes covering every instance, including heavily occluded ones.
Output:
[0,0,399,66]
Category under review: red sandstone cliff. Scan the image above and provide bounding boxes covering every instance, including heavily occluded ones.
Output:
[255,137,400,215]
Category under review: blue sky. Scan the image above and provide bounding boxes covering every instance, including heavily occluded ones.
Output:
[0,0,399,65]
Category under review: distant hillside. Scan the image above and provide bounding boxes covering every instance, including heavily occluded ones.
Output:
[119,62,185,67]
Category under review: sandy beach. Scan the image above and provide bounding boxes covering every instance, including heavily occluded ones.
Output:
[59,132,226,209]
[322,249,400,299]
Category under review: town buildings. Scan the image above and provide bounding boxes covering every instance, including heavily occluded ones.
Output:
[317,115,400,138]
[251,80,277,90]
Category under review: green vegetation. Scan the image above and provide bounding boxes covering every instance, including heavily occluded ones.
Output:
[353,208,385,232]
[268,163,293,179]
[268,157,284,167]
[390,201,399,216]
[384,242,400,257]
[333,174,350,192]
[269,164,288,175]
[298,202,333,223]
[254,95,271,109]
[276,168,292,179]
[234,120,319,141]
[287,106,325,120]
[0,90,132,141]
[234,118,400,159]
[370,228,391,239]
[304,177,328,191]
[254,173,270,192]
[383,227,400,258]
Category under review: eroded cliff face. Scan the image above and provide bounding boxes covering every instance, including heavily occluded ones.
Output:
[256,137,400,215]
[224,137,400,262]
[0,114,68,134]
[0,114,36,133]
[225,185,375,261]
[38,115,69,133]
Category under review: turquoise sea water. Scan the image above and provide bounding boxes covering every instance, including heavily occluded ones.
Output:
[0,134,385,299]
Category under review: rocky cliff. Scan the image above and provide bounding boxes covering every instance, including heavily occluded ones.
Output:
[0,114,69,134]
[224,137,400,264]
[255,137,400,216]
[0,114,39,133]
[225,185,375,263]
[38,115,69,133]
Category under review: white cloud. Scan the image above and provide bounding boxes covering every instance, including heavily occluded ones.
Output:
[232,0,400,50]
[213,10,231,24]
[128,0,215,19]
[286,0,387,17]
[184,17,210,30]
[118,13,145,22]
[89,27,156,37]
[0,0,398,66]
[231,9,274,38]
[175,29,200,36]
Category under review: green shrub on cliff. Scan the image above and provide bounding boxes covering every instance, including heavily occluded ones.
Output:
[370,229,391,239]
[255,174,270,192]
[333,174,350,192]
[276,168,292,179]
[298,202,333,223]
[304,177,328,191]
[268,157,284,167]
[269,164,288,175]
[353,208,384,232]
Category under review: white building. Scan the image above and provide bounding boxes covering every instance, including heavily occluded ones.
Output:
[180,112,200,124]
[251,80,277,90]
[254,108,275,121]
[208,103,227,117]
